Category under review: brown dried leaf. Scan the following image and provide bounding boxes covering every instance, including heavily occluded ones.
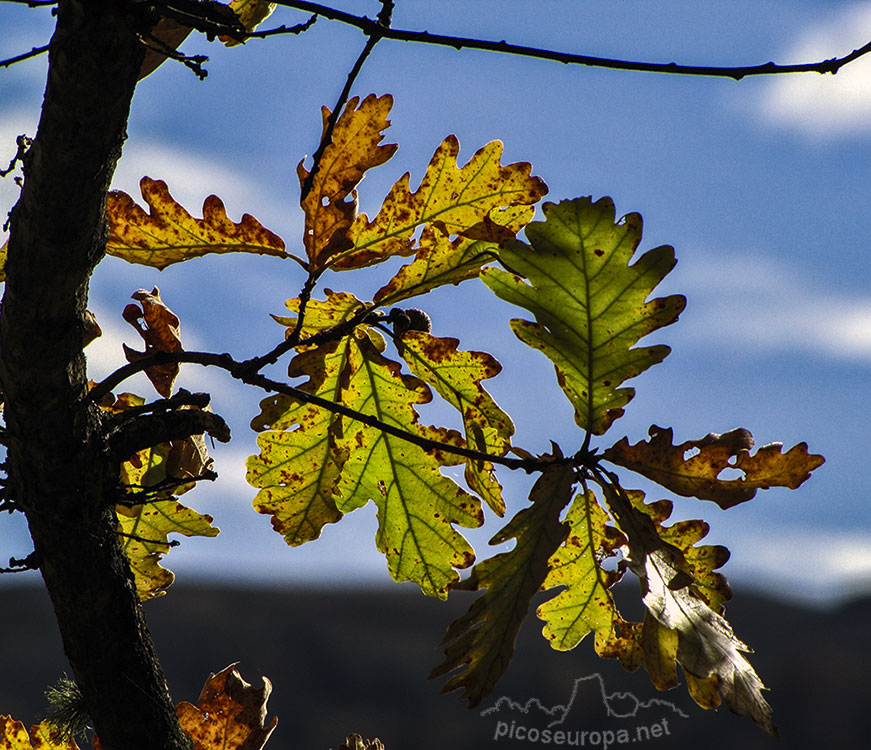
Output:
[177,664,277,750]
[122,287,182,397]
[603,425,825,509]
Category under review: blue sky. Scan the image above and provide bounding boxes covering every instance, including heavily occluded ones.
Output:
[1,1,870,604]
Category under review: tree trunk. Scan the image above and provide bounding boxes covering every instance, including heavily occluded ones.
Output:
[0,1,192,747]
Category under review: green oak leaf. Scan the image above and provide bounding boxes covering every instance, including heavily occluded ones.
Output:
[481,196,685,436]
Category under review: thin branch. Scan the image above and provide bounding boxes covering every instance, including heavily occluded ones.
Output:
[243,12,317,40]
[0,43,50,70]
[266,1,871,80]
[116,531,180,548]
[299,22,386,200]
[0,0,57,5]
[91,349,579,472]
[117,470,218,505]
[137,31,209,80]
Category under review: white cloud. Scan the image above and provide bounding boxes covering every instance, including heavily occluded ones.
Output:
[756,3,871,137]
[676,251,871,361]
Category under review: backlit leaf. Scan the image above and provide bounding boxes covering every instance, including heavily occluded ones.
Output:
[601,483,776,735]
[603,425,825,509]
[329,136,547,270]
[104,390,220,600]
[116,495,219,601]
[246,342,347,545]
[247,306,483,596]
[0,239,6,283]
[298,94,397,271]
[176,664,277,750]
[398,331,514,515]
[536,485,629,657]
[121,287,183,397]
[107,177,292,270]
[432,461,572,705]
[373,228,500,306]
[334,333,483,597]
[481,197,685,435]
[222,0,276,46]
[0,717,80,750]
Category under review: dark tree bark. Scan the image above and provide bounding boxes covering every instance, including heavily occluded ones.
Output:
[0,1,192,747]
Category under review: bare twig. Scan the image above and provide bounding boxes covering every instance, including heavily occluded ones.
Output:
[0,551,39,573]
[0,43,50,69]
[137,31,209,79]
[0,135,32,177]
[117,470,219,506]
[244,12,317,40]
[265,1,871,80]
[116,531,180,548]
[299,24,387,200]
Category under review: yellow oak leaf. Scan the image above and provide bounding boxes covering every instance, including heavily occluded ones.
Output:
[107,177,293,269]
[0,717,81,750]
[329,135,547,270]
[299,94,397,271]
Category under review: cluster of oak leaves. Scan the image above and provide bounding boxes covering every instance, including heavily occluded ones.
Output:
[0,91,825,748]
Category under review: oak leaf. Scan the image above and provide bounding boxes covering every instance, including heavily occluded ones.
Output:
[536,485,632,661]
[247,342,347,545]
[601,483,775,735]
[603,425,825,509]
[330,135,547,270]
[116,495,219,600]
[107,177,292,270]
[333,333,483,597]
[298,94,398,270]
[432,461,572,705]
[222,0,276,46]
[177,664,277,750]
[482,197,685,436]
[373,228,500,306]
[397,331,514,515]
[122,287,183,397]
[0,717,80,750]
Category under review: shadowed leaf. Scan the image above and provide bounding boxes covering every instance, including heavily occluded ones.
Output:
[432,460,572,705]
[107,177,292,269]
[603,425,825,509]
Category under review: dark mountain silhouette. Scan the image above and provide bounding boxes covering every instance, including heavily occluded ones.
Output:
[1,581,870,749]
